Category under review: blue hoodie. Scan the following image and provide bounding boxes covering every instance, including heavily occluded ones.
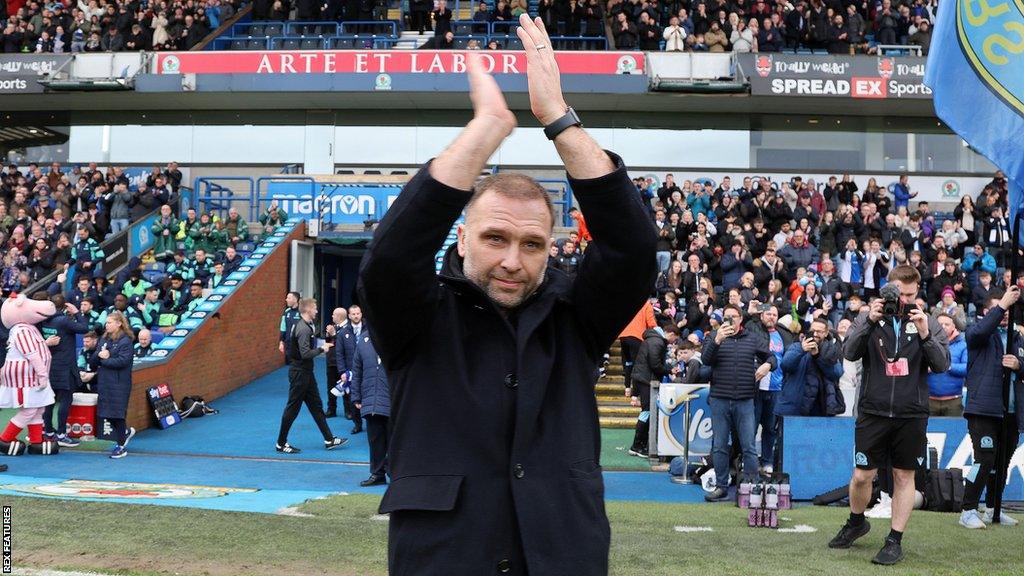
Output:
[927,333,967,398]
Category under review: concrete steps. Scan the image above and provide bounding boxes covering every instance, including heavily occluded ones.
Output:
[597,341,636,428]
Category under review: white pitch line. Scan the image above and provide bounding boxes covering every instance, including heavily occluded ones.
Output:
[674,526,714,532]
[777,525,817,533]
[12,568,117,576]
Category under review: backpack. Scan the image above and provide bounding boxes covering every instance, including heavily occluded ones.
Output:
[923,469,965,512]
[180,396,218,418]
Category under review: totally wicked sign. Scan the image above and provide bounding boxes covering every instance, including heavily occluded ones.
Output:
[743,53,931,99]
[154,50,644,75]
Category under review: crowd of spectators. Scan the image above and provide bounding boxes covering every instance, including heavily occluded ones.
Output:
[0,161,184,295]
[611,0,935,53]
[554,168,1012,462]
[1,0,243,53]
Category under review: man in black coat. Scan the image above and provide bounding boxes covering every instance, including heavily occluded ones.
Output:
[628,326,678,457]
[357,18,656,576]
[38,293,90,446]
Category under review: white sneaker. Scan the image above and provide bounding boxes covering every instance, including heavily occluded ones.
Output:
[981,509,1019,526]
[959,509,986,529]
[865,492,893,519]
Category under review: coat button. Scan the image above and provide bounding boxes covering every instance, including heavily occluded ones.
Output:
[497,559,511,573]
[513,464,524,479]
[504,373,518,389]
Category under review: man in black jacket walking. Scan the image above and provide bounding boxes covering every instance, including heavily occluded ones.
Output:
[357,15,656,576]
[276,299,348,454]
[701,304,776,501]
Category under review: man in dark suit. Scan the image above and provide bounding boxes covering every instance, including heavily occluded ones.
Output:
[335,304,365,434]
[358,16,656,576]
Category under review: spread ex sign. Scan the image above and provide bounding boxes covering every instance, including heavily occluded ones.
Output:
[267,182,401,225]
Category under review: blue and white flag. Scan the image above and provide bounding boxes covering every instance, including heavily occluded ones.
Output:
[924,0,1024,220]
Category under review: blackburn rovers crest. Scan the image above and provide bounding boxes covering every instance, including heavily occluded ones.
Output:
[956,0,1024,116]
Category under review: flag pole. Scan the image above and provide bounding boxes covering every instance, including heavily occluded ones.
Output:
[994,211,1022,523]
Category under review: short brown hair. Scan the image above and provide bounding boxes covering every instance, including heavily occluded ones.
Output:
[298,298,318,313]
[467,173,555,230]
[888,264,921,285]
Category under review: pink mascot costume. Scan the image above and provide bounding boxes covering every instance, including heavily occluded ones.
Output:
[0,294,58,456]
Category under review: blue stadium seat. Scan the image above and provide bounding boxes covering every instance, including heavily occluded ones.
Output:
[143,270,165,284]
[265,23,285,36]
[452,21,487,35]
[151,332,165,344]
[230,38,246,50]
[300,37,324,49]
[247,38,268,49]
[248,24,265,36]
[237,242,256,253]
[332,36,356,48]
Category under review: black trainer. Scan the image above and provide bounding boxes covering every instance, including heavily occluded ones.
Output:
[871,537,904,565]
[828,519,871,549]
[325,437,349,450]
[276,443,301,454]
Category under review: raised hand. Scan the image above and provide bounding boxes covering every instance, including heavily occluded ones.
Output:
[467,52,516,132]
[515,14,569,125]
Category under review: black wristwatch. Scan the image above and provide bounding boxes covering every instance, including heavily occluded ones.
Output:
[543,107,582,141]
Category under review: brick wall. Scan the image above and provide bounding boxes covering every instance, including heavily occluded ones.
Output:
[126,223,305,429]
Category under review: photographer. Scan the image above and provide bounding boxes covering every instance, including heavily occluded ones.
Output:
[829,265,949,566]
[958,287,1024,529]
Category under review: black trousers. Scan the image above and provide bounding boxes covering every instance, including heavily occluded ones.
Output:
[365,413,389,477]
[963,414,1017,511]
[630,380,651,452]
[620,336,641,391]
[326,362,339,413]
[109,418,129,446]
[278,367,333,446]
[43,388,74,435]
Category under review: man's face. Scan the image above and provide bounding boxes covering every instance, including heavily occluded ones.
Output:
[793,230,805,245]
[937,315,957,340]
[760,306,778,329]
[895,279,919,306]
[348,306,362,324]
[146,290,158,303]
[562,241,575,255]
[332,308,347,324]
[83,336,96,349]
[196,250,206,262]
[139,331,152,346]
[975,245,984,257]
[458,190,551,310]
[808,321,829,344]
[114,296,127,310]
[78,279,90,292]
[191,284,203,297]
[723,308,743,328]
[286,293,298,307]
[77,228,87,241]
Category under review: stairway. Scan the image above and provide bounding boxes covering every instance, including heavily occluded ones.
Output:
[596,340,640,429]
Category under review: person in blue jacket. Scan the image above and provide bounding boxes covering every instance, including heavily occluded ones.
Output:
[38,292,90,447]
[891,175,917,211]
[777,317,845,417]
[351,328,390,487]
[926,313,967,416]
[90,311,136,459]
[961,244,997,290]
[959,287,1024,529]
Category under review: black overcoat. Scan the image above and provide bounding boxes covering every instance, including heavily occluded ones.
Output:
[358,152,656,576]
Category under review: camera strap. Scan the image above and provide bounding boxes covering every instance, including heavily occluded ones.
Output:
[877,318,902,361]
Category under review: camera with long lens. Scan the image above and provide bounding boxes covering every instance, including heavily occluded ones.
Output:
[880,283,903,319]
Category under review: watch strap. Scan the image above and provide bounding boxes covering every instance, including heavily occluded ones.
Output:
[543,108,582,141]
